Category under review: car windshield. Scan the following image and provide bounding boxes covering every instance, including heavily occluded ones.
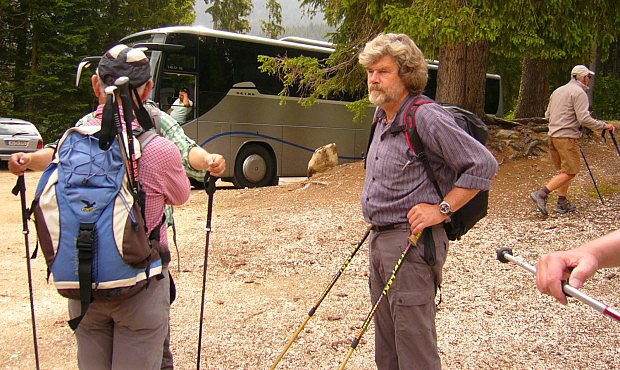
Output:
[0,123,39,136]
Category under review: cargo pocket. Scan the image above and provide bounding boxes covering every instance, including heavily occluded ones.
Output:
[393,290,437,336]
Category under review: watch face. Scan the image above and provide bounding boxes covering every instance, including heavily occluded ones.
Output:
[440,201,451,214]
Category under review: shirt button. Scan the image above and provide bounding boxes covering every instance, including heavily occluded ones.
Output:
[375,156,378,160]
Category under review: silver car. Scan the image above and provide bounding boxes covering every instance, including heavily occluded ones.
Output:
[0,118,43,161]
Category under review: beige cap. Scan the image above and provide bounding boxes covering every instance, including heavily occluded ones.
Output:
[571,65,595,79]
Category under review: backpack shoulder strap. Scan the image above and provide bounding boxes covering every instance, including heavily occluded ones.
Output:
[404,96,444,199]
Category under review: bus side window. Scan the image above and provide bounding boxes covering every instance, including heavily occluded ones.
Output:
[160,87,175,112]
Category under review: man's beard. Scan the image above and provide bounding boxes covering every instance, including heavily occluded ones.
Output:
[368,84,401,106]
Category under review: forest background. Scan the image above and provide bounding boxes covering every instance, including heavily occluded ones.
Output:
[1,0,619,143]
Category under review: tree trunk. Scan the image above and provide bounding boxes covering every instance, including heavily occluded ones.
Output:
[436,40,489,117]
[464,40,489,117]
[436,42,467,107]
[588,44,601,116]
[514,57,549,119]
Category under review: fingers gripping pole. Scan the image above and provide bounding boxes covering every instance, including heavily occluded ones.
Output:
[496,248,620,323]
[197,174,218,370]
[270,226,372,369]
[338,232,422,370]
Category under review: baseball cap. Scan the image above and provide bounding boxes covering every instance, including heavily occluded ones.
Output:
[96,44,152,87]
[571,65,595,79]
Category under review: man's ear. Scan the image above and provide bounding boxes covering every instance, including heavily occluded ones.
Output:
[91,75,101,97]
[141,80,154,101]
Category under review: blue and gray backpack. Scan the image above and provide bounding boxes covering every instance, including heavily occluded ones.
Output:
[31,124,162,329]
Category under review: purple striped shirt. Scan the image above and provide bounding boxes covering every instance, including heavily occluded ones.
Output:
[361,96,498,226]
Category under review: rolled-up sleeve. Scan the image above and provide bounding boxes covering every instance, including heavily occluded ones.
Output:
[417,105,498,192]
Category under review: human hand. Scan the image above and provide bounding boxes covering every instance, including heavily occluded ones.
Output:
[8,152,31,176]
[535,249,599,305]
[406,203,448,235]
[605,122,616,133]
[206,153,226,177]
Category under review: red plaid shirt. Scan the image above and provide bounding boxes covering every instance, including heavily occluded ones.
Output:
[85,104,191,246]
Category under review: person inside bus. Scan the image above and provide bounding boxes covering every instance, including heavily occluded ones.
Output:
[8,44,225,370]
[167,87,193,123]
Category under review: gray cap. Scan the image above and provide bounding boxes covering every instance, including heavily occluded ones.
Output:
[97,44,151,87]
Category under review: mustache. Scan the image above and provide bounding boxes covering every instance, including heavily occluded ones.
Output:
[369,84,382,92]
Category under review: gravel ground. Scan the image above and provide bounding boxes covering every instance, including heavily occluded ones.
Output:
[1,136,619,369]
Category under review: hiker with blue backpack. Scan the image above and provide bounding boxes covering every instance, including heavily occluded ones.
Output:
[12,45,192,369]
[9,45,225,370]
[358,33,498,369]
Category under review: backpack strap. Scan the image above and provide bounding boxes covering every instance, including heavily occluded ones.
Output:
[68,222,95,330]
[404,96,444,199]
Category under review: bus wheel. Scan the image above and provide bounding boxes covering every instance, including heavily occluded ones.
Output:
[234,144,278,188]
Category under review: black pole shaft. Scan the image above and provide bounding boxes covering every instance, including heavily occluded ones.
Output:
[197,175,217,370]
[578,143,604,205]
[14,176,40,370]
[609,131,620,157]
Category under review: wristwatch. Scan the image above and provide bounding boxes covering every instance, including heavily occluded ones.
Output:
[439,200,453,217]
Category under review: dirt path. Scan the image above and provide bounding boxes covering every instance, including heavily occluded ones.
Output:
[1,137,619,369]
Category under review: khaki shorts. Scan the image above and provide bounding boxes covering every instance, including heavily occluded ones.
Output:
[549,137,581,175]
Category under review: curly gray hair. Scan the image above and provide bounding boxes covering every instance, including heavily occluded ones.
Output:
[358,33,428,96]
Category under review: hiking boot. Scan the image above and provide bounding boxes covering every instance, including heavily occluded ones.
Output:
[530,190,549,216]
[556,199,577,213]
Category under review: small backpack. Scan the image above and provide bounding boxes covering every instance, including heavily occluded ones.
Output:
[365,95,490,241]
[403,96,490,241]
[31,125,162,329]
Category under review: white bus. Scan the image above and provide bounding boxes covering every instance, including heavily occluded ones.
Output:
[80,26,503,187]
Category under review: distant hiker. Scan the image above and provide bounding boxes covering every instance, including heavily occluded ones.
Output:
[359,33,497,369]
[530,65,615,216]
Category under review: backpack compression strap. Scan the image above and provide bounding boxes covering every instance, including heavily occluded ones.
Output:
[68,223,95,330]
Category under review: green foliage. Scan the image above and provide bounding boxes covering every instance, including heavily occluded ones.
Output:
[260,0,285,39]
[592,75,620,120]
[206,0,252,33]
[0,0,195,142]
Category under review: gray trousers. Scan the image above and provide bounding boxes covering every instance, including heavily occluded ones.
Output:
[369,224,448,370]
[68,269,170,370]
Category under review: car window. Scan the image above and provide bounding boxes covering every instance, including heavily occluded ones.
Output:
[0,123,39,136]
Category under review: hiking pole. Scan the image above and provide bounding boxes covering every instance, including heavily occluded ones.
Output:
[197,174,217,370]
[114,76,141,196]
[603,129,620,157]
[578,143,604,205]
[12,176,41,370]
[338,232,422,370]
[271,225,372,369]
[496,247,620,323]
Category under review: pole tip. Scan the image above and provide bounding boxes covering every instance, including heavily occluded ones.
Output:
[496,247,513,263]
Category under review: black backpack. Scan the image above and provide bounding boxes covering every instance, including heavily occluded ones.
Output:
[366,95,490,241]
